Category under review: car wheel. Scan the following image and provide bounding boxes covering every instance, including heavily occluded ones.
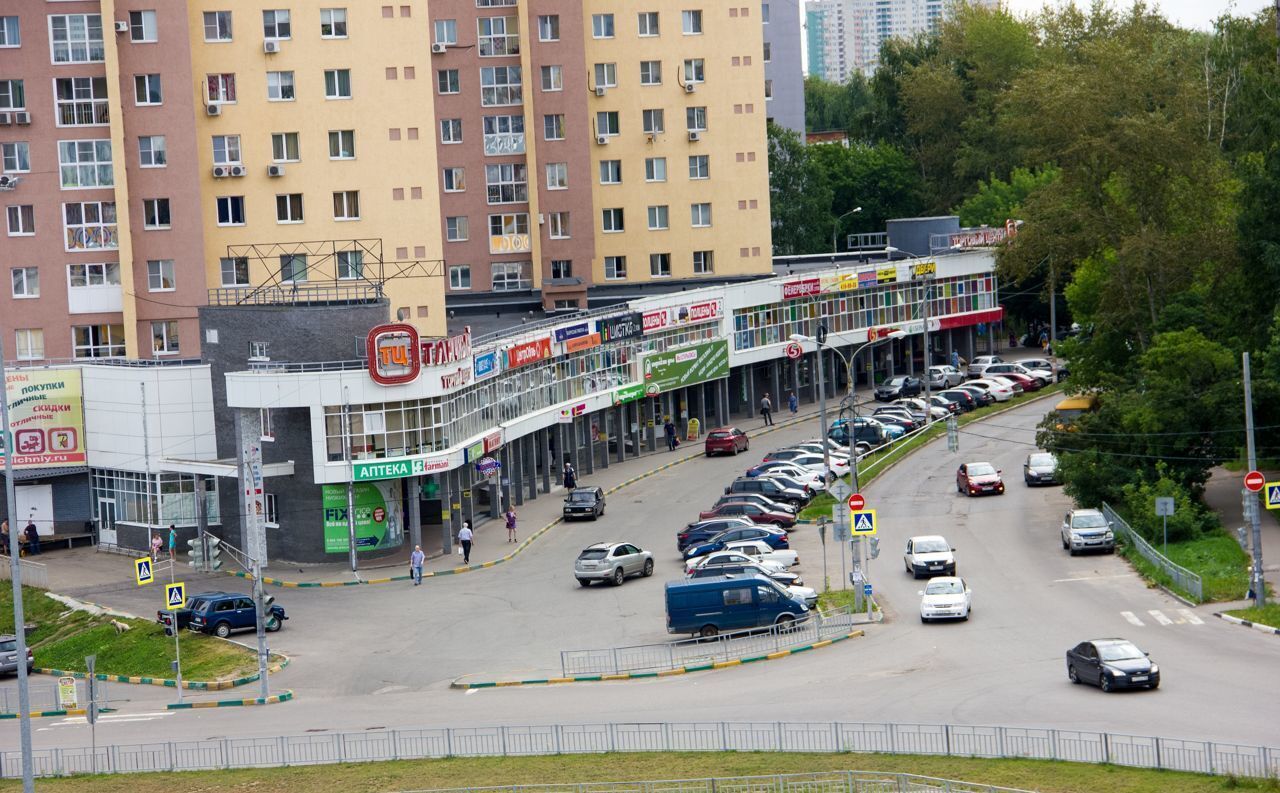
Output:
[214,622,231,639]
[1062,536,1069,550]
[578,579,591,587]
[1068,665,1080,684]
[1149,679,1159,690]
[642,559,654,577]
[1069,547,1078,556]
[699,624,719,638]
[920,615,929,624]
[612,567,625,586]
[1100,674,1113,693]
[776,614,796,632]
[266,615,282,632]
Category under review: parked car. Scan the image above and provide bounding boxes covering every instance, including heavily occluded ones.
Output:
[704,426,750,456]
[869,412,917,434]
[953,383,996,407]
[1061,508,1115,555]
[1023,452,1059,485]
[0,634,33,676]
[761,448,815,464]
[987,375,1025,395]
[895,397,949,421]
[919,576,972,622]
[782,452,851,480]
[725,476,811,507]
[705,521,791,549]
[904,535,957,578]
[697,501,797,528]
[686,549,789,574]
[744,461,828,491]
[936,389,977,412]
[967,355,1004,378]
[828,419,885,452]
[687,560,803,587]
[1020,357,1069,382]
[665,576,809,637]
[966,378,1016,402]
[956,462,1004,496]
[676,517,756,552]
[575,542,654,586]
[994,371,1041,392]
[563,487,606,520]
[1066,639,1159,691]
[930,394,961,414]
[927,365,965,389]
[875,375,924,401]
[985,362,1052,386]
[685,539,798,572]
[852,415,908,440]
[177,592,287,638]
[710,492,796,517]
[761,472,825,497]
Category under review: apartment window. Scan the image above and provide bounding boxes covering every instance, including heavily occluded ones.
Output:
[476,0,518,6]
[216,196,245,226]
[2,142,30,173]
[128,11,160,43]
[73,324,125,359]
[548,213,570,239]
[591,14,614,38]
[645,157,667,182]
[220,256,250,286]
[333,190,360,220]
[58,140,113,188]
[490,261,529,291]
[599,160,621,184]
[647,205,669,230]
[248,341,270,360]
[0,80,24,111]
[0,16,19,48]
[765,79,773,99]
[437,69,460,94]
[602,208,624,232]
[206,73,236,103]
[203,11,233,42]
[15,330,44,361]
[68,262,121,288]
[683,58,705,84]
[540,65,563,92]
[650,252,671,277]
[546,162,568,190]
[151,321,180,355]
[267,71,295,101]
[449,265,471,290]
[693,250,714,274]
[642,109,665,134]
[605,256,626,280]
[279,253,307,283]
[329,130,355,159]
[477,16,519,57]
[638,12,659,36]
[596,111,620,136]
[763,4,771,23]
[138,136,166,167]
[594,63,617,89]
[263,10,291,39]
[763,42,771,62]
[324,69,352,99]
[271,132,299,162]
[682,10,703,34]
[550,259,572,279]
[264,492,279,522]
[537,15,559,41]
[440,119,463,143]
[142,198,170,229]
[543,114,565,140]
[442,167,465,191]
[63,201,117,251]
[11,267,38,297]
[689,154,709,179]
[640,61,662,85]
[134,74,163,105]
[687,106,707,131]
[445,216,469,241]
[51,14,105,62]
[55,77,107,125]
[480,66,521,106]
[276,193,304,223]
[484,163,527,204]
[433,19,457,45]
[6,205,34,236]
[212,135,241,164]
[147,259,175,291]
[321,9,348,38]
[337,250,363,279]
[691,202,712,227]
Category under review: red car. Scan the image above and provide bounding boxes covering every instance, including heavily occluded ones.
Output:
[956,462,1005,496]
[996,372,1041,392]
[697,501,796,528]
[704,426,750,456]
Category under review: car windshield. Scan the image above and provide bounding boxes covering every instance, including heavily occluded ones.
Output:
[0,639,15,652]
[708,432,730,439]
[968,463,996,476]
[1029,454,1055,467]
[925,581,963,595]
[578,549,608,560]
[915,539,949,553]
[887,377,906,385]
[1072,513,1108,529]
[568,491,597,503]
[1097,642,1144,661]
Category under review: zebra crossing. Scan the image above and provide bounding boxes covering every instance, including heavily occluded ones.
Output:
[1119,608,1205,628]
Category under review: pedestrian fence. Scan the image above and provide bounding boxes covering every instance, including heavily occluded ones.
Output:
[560,607,859,676]
[0,680,91,715]
[1101,503,1203,603]
[0,554,49,589]
[3,721,1277,780]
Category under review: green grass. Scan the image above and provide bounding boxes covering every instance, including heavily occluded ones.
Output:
[1223,602,1280,627]
[1,751,1274,793]
[0,585,271,681]
[1120,531,1251,603]
[816,588,878,612]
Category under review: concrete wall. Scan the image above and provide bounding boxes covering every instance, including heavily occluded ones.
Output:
[764,0,805,134]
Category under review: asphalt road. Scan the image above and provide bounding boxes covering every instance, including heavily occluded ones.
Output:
[7,397,1280,752]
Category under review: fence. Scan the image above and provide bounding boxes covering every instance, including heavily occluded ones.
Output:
[3,721,1276,780]
[394,770,1035,793]
[0,555,49,589]
[560,608,858,676]
[1101,503,1203,603]
[0,680,89,715]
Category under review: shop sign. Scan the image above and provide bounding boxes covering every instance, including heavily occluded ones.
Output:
[352,454,452,482]
[484,430,503,453]
[911,261,937,278]
[858,270,878,287]
[465,441,485,462]
[565,332,601,353]
[475,456,502,478]
[506,337,551,369]
[642,309,669,334]
[672,299,723,325]
[876,266,898,284]
[834,273,859,292]
[366,323,472,386]
[614,384,645,405]
[473,350,500,380]
[322,481,405,554]
[440,366,471,390]
[782,278,821,300]
[641,339,730,395]
[597,311,644,342]
[554,323,590,343]
[423,329,472,367]
[557,402,589,423]
[949,222,1015,248]
[1,368,87,469]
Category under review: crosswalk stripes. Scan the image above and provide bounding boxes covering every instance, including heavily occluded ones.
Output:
[1178,608,1204,625]
[1120,609,1206,627]
[1121,611,1144,626]
[1148,610,1174,626]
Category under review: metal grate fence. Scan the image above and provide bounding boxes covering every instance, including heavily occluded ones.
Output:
[393,770,1035,793]
[1102,503,1203,602]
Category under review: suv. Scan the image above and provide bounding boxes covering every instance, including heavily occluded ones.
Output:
[575,542,653,586]
[563,487,606,520]
[724,476,810,507]
[0,634,33,676]
[1061,509,1115,555]
[170,591,287,638]
[874,375,924,401]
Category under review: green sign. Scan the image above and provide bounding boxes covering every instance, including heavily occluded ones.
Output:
[614,383,646,404]
[352,456,450,482]
[322,481,405,554]
[641,339,729,395]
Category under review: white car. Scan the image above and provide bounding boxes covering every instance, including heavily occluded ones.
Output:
[724,539,798,569]
[967,378,1016,402]
[967,355,1003,378]
[785,452,851,480]
[927,365,965,388]
[904,535,957,578]
[687,550,788,575]
[984,362,1052,386]
[894,397,949,420]
[791,442,852,462]
[919,576,972,622]
[785,583,819,607]
[757,464,828,491]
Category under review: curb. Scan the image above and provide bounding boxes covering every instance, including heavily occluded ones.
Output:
[166,689,294,710]
[0,708,87,720]
[450,629,865,689]
[1214,612,1280,636]
[36,654,290,690]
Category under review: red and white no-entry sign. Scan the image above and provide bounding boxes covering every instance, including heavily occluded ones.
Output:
[785,342,803,360]
[848,493,865,511]
[1245,470,1266,493]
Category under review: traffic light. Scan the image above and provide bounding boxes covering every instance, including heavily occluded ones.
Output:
[159,612,175,637]
[187,534,223,571]
[261,591,275,611]
[868,537,880,560]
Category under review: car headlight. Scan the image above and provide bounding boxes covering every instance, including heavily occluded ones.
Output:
[1149,664,1158,674]
[1104,531,1114,539]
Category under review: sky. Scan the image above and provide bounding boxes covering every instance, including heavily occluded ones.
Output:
[1003,0,1272,30]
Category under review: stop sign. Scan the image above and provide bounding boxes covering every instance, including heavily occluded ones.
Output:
[848,493,865,511]
[1245,470,1265,493]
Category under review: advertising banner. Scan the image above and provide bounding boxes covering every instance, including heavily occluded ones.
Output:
[554,323,590,343]
[322,481,405,554]
[473,350,500,380]
[641,340,730,395]
[1,368,87,469]
[565,332,601,353]
[596,312,644,342]
[506,337,551,369]
[614,383,646,405]
[782,278,821,300]
[352,454,451,482]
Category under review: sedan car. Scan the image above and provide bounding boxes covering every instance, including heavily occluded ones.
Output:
[704,426,750,456]
[687,559,801,586]
[918,577,972,622]
[927,365,965,389]
[563,487,606,520]
[686,549,788,574]
[1024,452,1059,485]
[953,384,996,407]
[995,371,1042,392]
[705,522,790,549]
[0,634,33,676]
[1021,357,1069,382]
[930,394,961,414]
[966,378,1016,402]
[985,362,1053,386]
[575,542,654,587]
[956,461,1004,496]
[895,397,950,421]
[1061,508,1115,555]
[744,461,828,491]
[904,535,956,578]
[685,539,798,572]
[676,517,756,552]
[697,501,797,528]
[875,375,924,401]
[710,492,796,517]
[725,476,811,507]
[783,452,851,480]
[967,355,1004,378]
[1066,639,1159,691]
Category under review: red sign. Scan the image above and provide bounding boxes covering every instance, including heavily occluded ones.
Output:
[366,324,472,386]
[483,430,503,453]
[1245,470,1266,493]
[848,493,865,511]
[642,309,670,334]
[782,278,821,300]
[565,332,602,354]
[785,342,803,360]
[506,337,551,369]
[683,300,721,323]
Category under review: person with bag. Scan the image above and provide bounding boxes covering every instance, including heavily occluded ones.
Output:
[409,544,425,585]
[457,522,473,564]
[563,462,577,490]
[663,418,678,452]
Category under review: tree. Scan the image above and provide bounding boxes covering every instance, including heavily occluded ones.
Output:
[808,142,924,245]
[954,165,1059,227]
[767,123,833,255]
[804,75,874,137]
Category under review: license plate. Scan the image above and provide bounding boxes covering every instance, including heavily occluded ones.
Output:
[1132,675,1148,682]
[929,564,942,569]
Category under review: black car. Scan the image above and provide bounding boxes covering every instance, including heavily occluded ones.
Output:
[724,475,810,507]
[937,389,976,412]
[676,518,755,551]
[1066,639,1160,692]
[563,487,606,520]
[1023,452,1059,485]
[953,384,995,407]
[874,375,924,401]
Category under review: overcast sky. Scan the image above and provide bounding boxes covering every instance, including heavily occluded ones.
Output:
[1002,0,1272,30]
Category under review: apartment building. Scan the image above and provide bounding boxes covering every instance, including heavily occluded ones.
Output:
[763,0,804,134]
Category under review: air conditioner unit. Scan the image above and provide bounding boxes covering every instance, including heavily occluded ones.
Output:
[537,213,545,225]
[688,131,701,142]
[267,164,285,177]
[13,112,30,125]
[0,113,11,126]
[595,134,609,145]
[594,86,607,97]
[206,103,221,116]
[229,165,246,177]
[263,39,280,53]
[430,42,447,54]
[0,175,15,190]
[684,83,696,93]
[212,165,230,178]
[115,20,128,33]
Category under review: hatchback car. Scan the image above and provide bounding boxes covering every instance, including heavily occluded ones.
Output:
[575,542,654,586]
[1061,508,1115,554]
[927,365,965,389]
[1023,452,1059,485]
[1066,639,1159,691]
[904,535,956,578]
[0,634,33,676]
[704,426,750,456]
[180,592,287,638]
[936,389,976,412]
[918,577,972,622]
[956,462,1004,496]
[698,501,797,528]
[563,487,606,520]
[967,355,1004,377]
[874,375,924,401]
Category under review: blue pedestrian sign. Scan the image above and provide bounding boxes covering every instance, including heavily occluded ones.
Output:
[1266,482,1280,511]
[863,583,873,597]
[851,508,877,536]
[165,582,186,611]
[134,557,153,586]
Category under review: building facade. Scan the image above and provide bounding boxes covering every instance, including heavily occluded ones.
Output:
[763,0,805,134]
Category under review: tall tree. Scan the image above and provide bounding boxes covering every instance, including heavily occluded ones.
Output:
[767,123,833,255]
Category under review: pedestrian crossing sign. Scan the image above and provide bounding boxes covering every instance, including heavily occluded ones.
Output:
[1266,482,1280,510]
[165,582,186,611]
[851,509,877,536]
[134,557,153,586]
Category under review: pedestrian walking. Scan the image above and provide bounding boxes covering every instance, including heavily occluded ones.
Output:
[760,393,774,426]
[563,462,577,490]
[1,520,10,554]
[787,391,798,415]
[505,506,518,543]
[458,522,474,564]
[663,418,678,451]
[150,532,162,561]
[409,544,425,585]
[24,519,41,555]
[168,524,177,559]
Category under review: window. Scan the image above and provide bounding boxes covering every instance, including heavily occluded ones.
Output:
[442,167,465,191]
[212,135,241,164]
[328,130,355,159]
[647,205,669,230]
[51,14,104,62]
[337,250,363,279]
[640,60,662,85]
[263,9,291,39]
[490,261,529,291]
[764,78,772,99]
[73,324,125,358]
[151,321,180,355]
[683,58,705,83]
[596,111,619,136]
[6,205,34,236]
[203,11,233,42]
[645,157,667,182]
[449,265,471,289]
[138,136,166,167]
[480,66,521,106]
[55,77,107,125]
[763,3,771,23]
[279,253,307,282]
[650,252,671,277]
[220,256,249,286]
[543,114,565,140]
[638,11,659,35]
[216,196,245,226]
[63,201,117,251]
[602,208,624,232]
[484,163,527,204]
[263,492,278,524]
[440,118,463,143]
[127,10,159,43]
[538,15,559,41]
[437,69,459,94]
[691,202,712,227]
[58,140,113,188]
[551,259,572,279]
[540,65,562,92]
[0,80,24,111]
[15,330,43,361]
[477,16,519,57]
[546,162,568,190]
[693,250,714,274]
[445,216,468,242]
[267,71,295,101]
[594,63,617,88]
[547,212,570,239]
[248,341,269,360]
[68,262,121,288]
[276,193,303,223]
[0,16,19,48]
[142,198,170,229]
[763,42,771,62]
[689,154,709,179]
[599,160,621,184]
[147,259,175,291]
[682,10,703,34]
[433,19,457,45]
[324,69,351,99]
[604,256,626,280]
[271,132,299,162]
[642,108,664,134]
[134,74,162,105]
[687,106,707,131]
[591,14,614,38]
[206,73,236,103]
[2,142,30,173]
[11,267,38,297]
[321,9,348,38]
[333,190,360,220]
[481,114,524,156]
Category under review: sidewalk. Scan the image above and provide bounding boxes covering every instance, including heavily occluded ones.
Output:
[1202,465,1280,596]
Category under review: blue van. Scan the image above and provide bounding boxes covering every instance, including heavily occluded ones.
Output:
[665,575,809,638]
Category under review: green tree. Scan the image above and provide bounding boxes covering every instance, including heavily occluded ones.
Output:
[809,141,924,246]
[804,75,874,137]
[767,123,833,255]
[954,165,1059,226]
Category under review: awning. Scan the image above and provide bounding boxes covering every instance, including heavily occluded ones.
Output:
[159,458,295,478]
[0,466,89,481]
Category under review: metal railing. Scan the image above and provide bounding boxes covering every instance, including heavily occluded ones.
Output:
[560,607,858,676]
[3,721,1275,780]
[247,359,366,373]
[394,770,1035,793]
[0,555,48,589]
[472,303,624,345]
[1102,503,1203,603]
[0,681,88,715]
[207,283,384,306]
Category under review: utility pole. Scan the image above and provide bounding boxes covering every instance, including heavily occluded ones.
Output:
[920,273,934,426]
[815,323,830,486]
[1048,258,1057,361]
[1243,352,1266,607]
[343,386,357,574]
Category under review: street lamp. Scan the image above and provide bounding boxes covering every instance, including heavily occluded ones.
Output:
[886,246,937,426]
[831,206,863,254]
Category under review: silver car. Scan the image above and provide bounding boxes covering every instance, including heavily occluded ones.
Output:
[1061,509,1115,555]
[0,634,33,676]
[575,542,654,587]
[927,365,964,389]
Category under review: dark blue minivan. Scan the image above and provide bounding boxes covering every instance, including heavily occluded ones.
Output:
[665,575,809,638]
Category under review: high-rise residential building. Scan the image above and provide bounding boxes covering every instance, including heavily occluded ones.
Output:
[805,0,852,83]
[763,1,805,134]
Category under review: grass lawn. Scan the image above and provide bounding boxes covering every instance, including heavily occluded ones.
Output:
[1120,531,1251,603]
[1223,602,1280,628]
[0,751,1271,793]
[0,585,272,681]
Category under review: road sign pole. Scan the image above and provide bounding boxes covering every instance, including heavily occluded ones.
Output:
[1243,352,1266,607]
[169,564,183,704]
[818,517,829,592]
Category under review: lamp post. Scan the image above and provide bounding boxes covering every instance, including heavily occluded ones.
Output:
[886,246,937,426]
[831,206,862,254]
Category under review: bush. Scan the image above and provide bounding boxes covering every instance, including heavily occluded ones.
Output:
[1118,463,1218,544]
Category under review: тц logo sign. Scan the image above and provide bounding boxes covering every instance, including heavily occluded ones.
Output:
[367,323,420,385]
